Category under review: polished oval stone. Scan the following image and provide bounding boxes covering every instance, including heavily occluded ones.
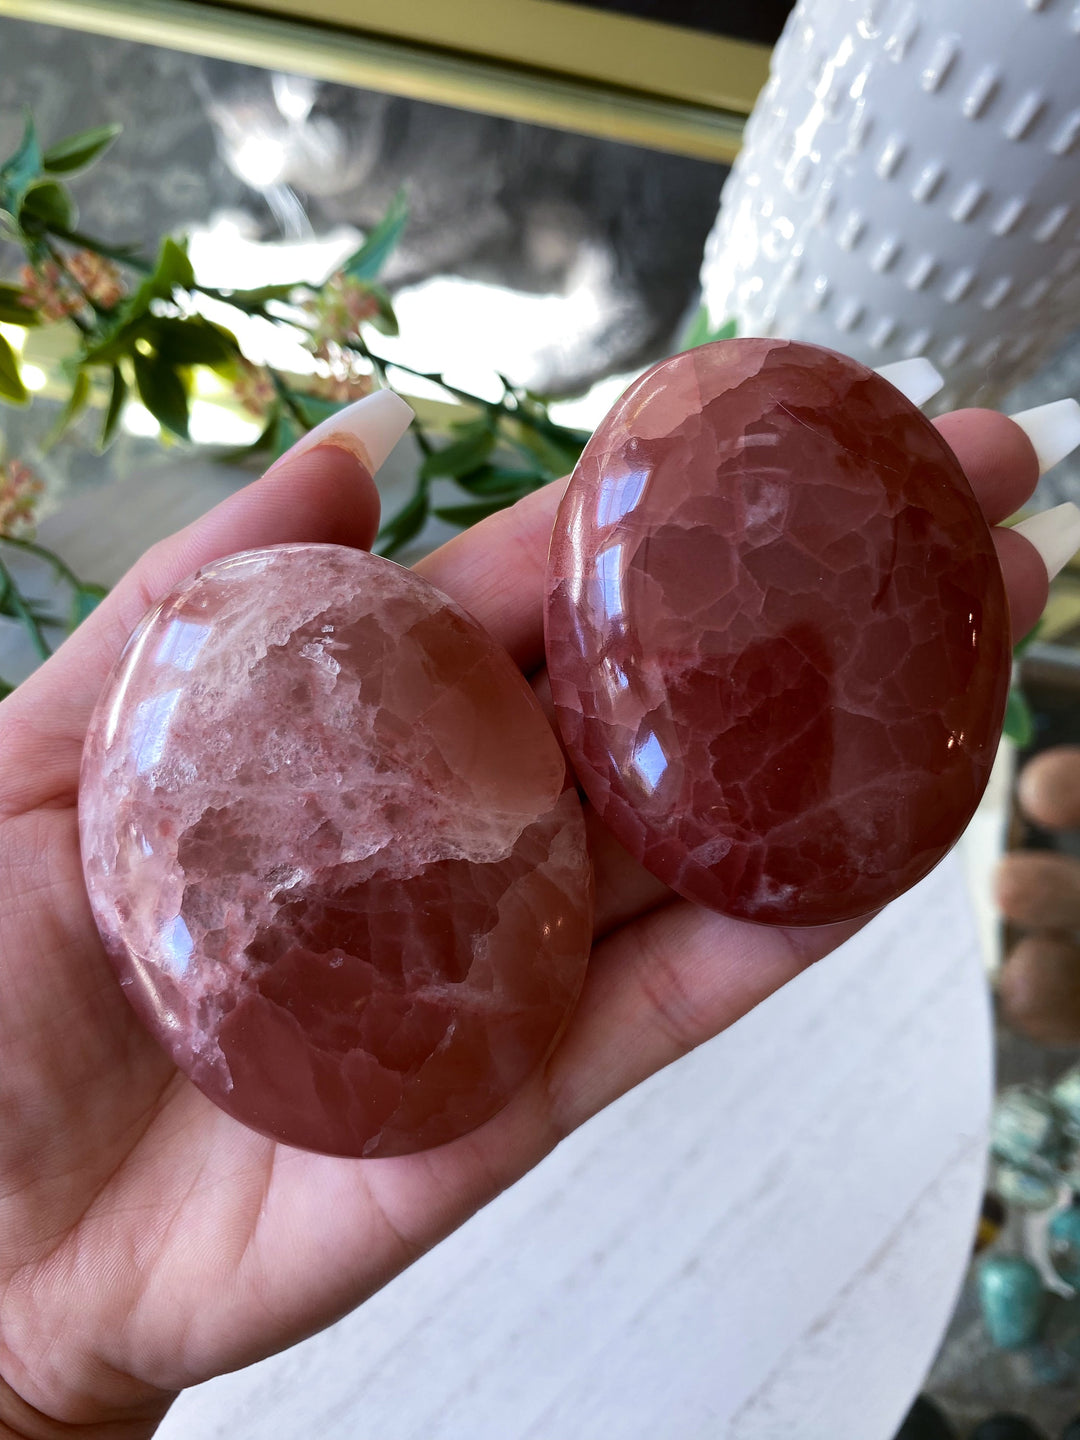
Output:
[80,544,593,1158]
[1049,1203,1080,1289]
[991,1160,1061,1213]
[991,1085,1069,1171]
[977,1255,1047,1350]
[545,338,1010,926]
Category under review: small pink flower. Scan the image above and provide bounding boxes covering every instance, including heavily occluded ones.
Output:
[303,369,374,404]
[18,262,81,323]
[0,459,44,537]
[309,272,380,346]
[67,250,125,310]
[232,359,277,418]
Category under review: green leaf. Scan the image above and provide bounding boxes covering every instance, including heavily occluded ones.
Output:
[70,582,107,629]
[133,349,189,439]
[510,419,586,479]
[433,495,531,526]
[0,331,28,404]
[80,318,140,366]
[270,411,301,461]
[83,238,199,364]
[365,282,399,337]
[0,283,39,326]
[0,114,43,216]
[152,235,195,293]
[99,364,127,450]
[419,421,496,481]
[376,488,429,557]
[0,676,14,700]
[18,179,77,232]
[145,315,236,366]
[43,368,91,450]
[285,391,342,427]
[225,281,304,309]
[42,122,121,175]
[1003,686,1035,748]
[680,305,737,350]
[455,464,543,496]
[110,235,195,335]
[343,190,408,281]
[1013,619,1044,657]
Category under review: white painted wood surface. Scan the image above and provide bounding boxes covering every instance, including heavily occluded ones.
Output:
[154,859,990,1440]
[27,460,992,1439]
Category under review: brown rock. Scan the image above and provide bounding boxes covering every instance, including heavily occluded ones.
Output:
[999,934,1080,1046]
[995,850,1080,930]
[1018,745,1080,831]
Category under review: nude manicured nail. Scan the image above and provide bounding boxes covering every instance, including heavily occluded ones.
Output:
[279,389,414,476]
[1012,501,1080,582]
[1009,398,1080,477]
[874,356,944,407]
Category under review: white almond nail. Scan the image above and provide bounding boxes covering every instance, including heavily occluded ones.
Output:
[874,356,945,407]
[1013,501,1080,582]
[283,389,414,476]
[1008,398,1080,476]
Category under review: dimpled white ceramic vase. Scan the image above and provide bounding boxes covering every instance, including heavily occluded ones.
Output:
[700,0,1080,408]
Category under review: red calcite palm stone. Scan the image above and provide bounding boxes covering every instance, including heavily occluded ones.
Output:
[80,544,592,1157]
[544,338,1010,926]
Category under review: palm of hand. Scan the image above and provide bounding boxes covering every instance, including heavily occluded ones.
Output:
[0,410,1047,1435]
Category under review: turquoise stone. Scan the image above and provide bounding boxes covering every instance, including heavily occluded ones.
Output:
[991,1159,1061,1212]
[991,1085,1070,1170]
[1049,1203,1080,1288]
[1053,1066,1080,1132]
[977,1255,1047,1349]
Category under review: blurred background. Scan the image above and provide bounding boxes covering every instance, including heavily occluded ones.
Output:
[2,2,1080,1436]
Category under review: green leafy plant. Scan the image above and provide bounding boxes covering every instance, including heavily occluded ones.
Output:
[0,113,598,688]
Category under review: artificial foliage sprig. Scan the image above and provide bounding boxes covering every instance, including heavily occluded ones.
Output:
[0,113,597,684]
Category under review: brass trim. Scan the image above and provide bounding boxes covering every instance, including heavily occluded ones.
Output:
[0,0,751,161]
[215,0,771,115]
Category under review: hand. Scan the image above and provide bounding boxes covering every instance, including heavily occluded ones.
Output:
[997,745,1080,1045]
[0,405,1049,1438]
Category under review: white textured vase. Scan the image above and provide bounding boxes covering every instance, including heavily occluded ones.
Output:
[700,0,1080,409]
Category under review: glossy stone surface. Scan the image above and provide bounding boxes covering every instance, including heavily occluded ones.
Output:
[977,1255,1047,1351]
[545,338,1010,927]
[80,544,592,1157]
[1049,1204,1080,1289]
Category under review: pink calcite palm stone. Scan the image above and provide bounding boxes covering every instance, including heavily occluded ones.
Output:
[544,338,1010,927]
[80,544,592,1157]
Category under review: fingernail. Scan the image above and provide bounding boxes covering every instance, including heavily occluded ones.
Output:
[874,357,944,407]
[1008,398,1080,476]
[281,389,414,476]
[1012,501,1080,582]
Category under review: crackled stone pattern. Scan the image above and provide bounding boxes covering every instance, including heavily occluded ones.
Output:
[544,339,1009,927]
[80,545,592,1157]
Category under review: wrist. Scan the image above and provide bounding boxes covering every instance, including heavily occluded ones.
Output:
[0,1377,172,1440]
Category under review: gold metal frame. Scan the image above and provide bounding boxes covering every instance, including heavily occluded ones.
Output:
[0,0,767,160]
